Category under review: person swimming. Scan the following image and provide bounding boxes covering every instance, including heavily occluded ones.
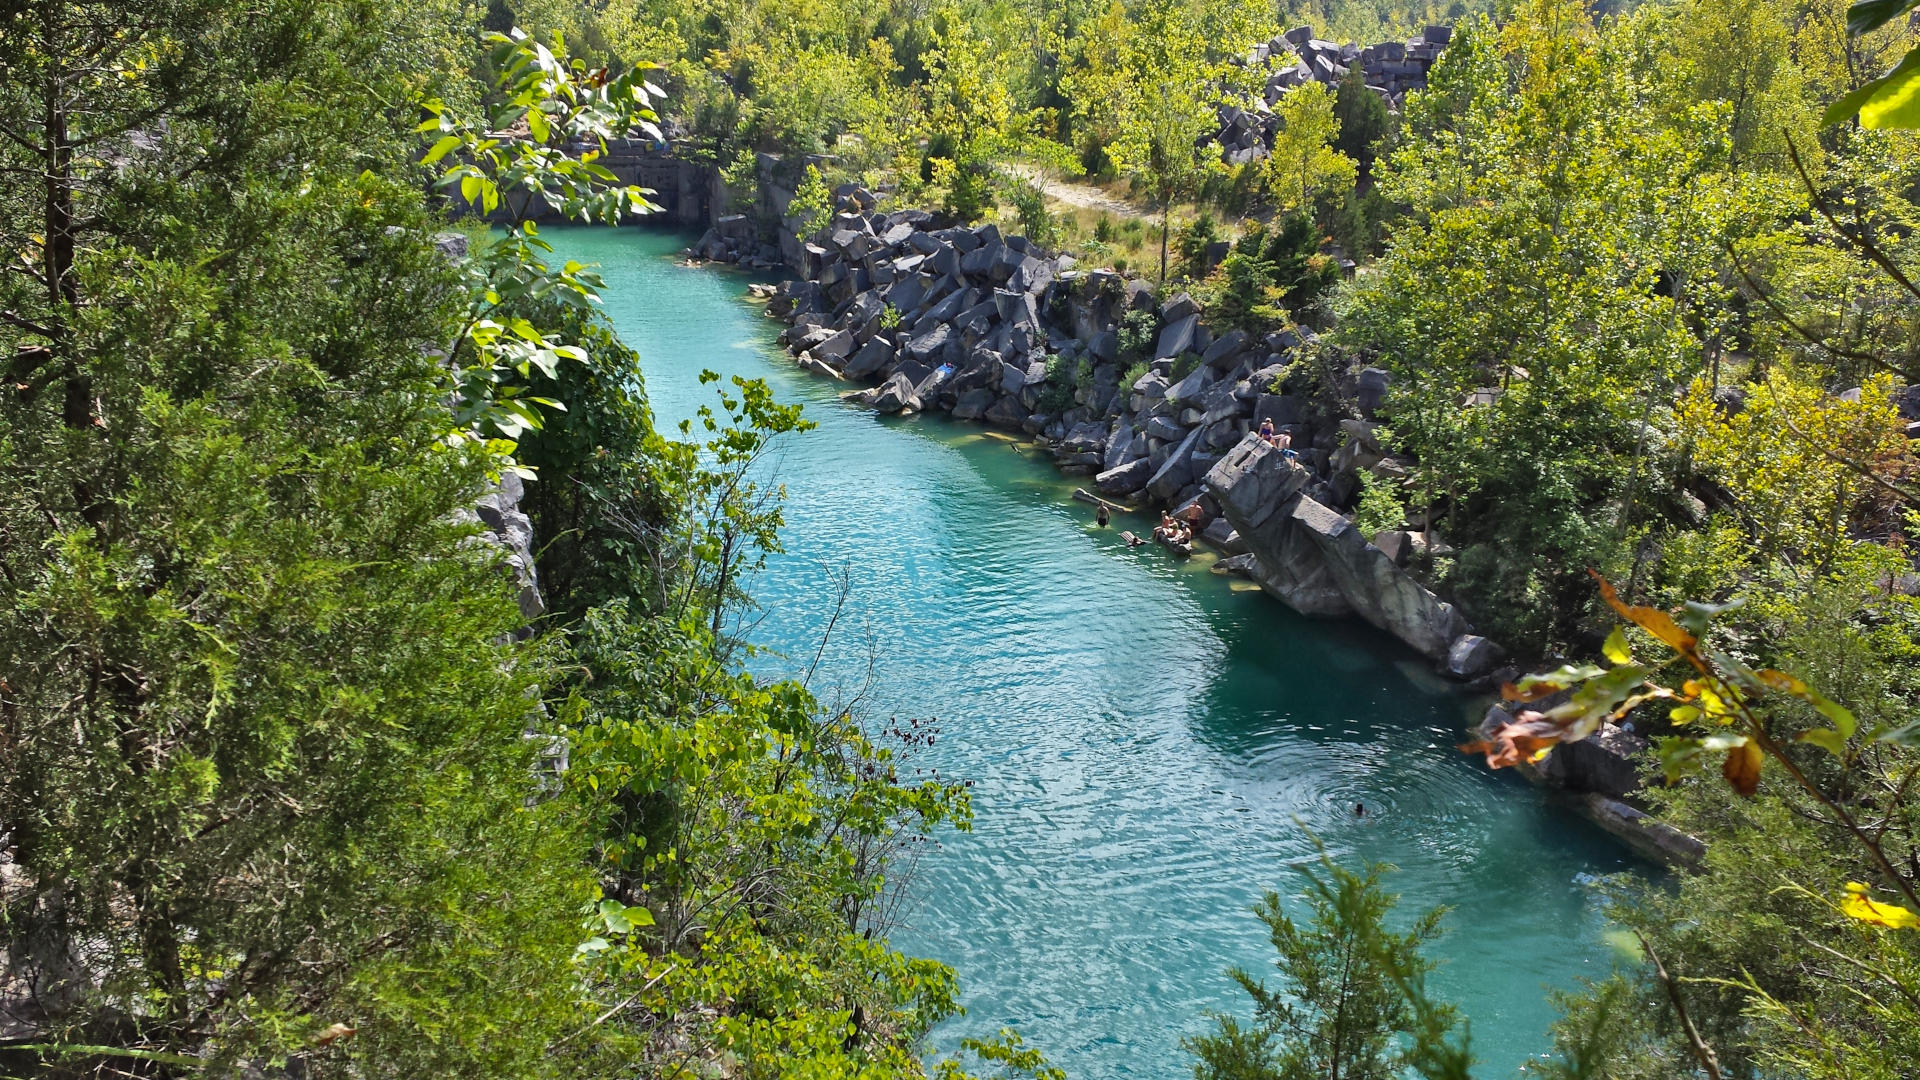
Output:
[1096,504,1111,527]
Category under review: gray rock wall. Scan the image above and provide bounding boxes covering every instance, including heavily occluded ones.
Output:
[1202,434,1473,663]
[1209,23,1453,166]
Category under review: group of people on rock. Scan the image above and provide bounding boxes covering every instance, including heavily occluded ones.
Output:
[1153,511,1193,548]
[1256,418,1298,465]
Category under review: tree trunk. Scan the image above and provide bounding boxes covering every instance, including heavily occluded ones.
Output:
[1159,202,1170,282]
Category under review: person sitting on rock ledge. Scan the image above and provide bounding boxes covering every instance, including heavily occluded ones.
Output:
[1154,513,1191,547]
[1258,417,1277,444]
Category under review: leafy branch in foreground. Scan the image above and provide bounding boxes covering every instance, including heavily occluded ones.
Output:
[419,28,665,468]
[1824,0,1920,129]
[1465,571,1920,919]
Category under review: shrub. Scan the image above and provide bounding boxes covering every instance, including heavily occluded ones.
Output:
[1117,307,1160,366]
[1353,470,1407,538]
[1200,212,1341,334]
[1009,177,1059,250]
[1034,353,1079,414]
[1175,211,1224,282]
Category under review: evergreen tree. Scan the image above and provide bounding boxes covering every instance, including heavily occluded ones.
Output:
[1188,857,1455,1080]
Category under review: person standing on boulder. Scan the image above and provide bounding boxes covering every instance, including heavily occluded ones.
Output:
[1275,429,1297,466]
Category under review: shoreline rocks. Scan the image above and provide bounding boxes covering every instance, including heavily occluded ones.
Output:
[755,199,1496,682]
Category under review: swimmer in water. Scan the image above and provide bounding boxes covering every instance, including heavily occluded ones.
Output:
[1355,802,1366,817]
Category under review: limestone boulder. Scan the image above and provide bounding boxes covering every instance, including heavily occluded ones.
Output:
[983,394,1027,429]
[1103,419,1138,471]
[1289,495,1467,661]
[1201,328,1250,368]
[1145,415,1188,442]
[1372,529,1426,566]
[1095,457,1154,495]
[1201,517,1247,554]
[1147,427,1205,501]
[812,328,855,362]
[1202,435,1349,616]
[844,337,895,379]
[1253,394,1304,429]
[1161,292,1200,322]
[906,322,951,362]
[952,387,996,420]
[1060,421,1109,455]
[869,372,918,414]
[1444,634,1505,680]
[1156,314,1199,358]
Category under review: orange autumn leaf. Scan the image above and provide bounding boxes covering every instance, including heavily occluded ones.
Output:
[1461,710,1565,768]
[1500,680,1565,704]
[1722,738,1763,796]
[1592,570,1697,653]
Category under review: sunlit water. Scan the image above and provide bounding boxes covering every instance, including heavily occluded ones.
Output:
[547,226,1644,1079]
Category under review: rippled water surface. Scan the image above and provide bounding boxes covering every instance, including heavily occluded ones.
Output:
[550,227,1643,1079]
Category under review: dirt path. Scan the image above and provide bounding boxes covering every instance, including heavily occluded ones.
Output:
[1004,164,1153,219]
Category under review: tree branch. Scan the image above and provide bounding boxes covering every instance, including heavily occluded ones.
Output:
[1787,135,1920,305]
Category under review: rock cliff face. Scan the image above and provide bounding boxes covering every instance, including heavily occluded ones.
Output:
[752,196,1490,674]
[465,471,544,627]
[1208,23,1453,169]
[1202,435,1472,663]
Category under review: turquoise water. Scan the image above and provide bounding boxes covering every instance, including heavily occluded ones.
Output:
[550,227,1641,1079]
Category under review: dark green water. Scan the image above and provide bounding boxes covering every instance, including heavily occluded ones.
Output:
[549,226,1642,1079]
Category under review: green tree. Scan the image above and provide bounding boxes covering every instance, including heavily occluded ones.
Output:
[788,162,835,241]
[1096,0,1221,280]
[1188,856,1456,1080]
[0,4,607,1074]
[1338,2,1787,646]
[1265,82,1358,228]
[1471,568,1920,1080]
[1202,215,1341,334]
[1331,65,1394,184]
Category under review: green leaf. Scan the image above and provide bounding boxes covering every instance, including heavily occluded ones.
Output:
[1863,50,1920,128]
[459,173,481,206]
[596,898,655,934]
[1847,0,1920,36]
[421,134,462,165]
[1797,728,1850,759]
[1809,693,1858,739]
[1825,47,1920,128]
[1601,626,1632,665]
[1677,597,1742,638]
[1875,720,1920,746]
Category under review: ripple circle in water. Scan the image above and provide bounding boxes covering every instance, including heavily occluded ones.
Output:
[548,227,1644,1080]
